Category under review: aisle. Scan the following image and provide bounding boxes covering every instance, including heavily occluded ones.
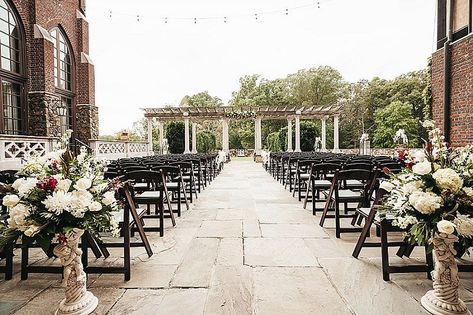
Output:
[7,161,438,314]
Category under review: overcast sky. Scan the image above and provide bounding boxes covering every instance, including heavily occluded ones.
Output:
[87,0,437,135]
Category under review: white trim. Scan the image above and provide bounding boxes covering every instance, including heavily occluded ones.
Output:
[33,24,54,44]
[76,9,87,21]
[80,52,94,65]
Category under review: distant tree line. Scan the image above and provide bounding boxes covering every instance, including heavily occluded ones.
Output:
[103,62,432,153]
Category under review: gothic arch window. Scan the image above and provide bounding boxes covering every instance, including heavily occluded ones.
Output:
[0,0,25,135]
[50,27,74,133]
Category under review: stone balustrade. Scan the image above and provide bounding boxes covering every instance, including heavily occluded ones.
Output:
[88,139,151,160]
[0,135,59,170]
[0,136,152,170]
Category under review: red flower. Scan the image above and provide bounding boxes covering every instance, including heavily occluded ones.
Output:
[36,177,58,192]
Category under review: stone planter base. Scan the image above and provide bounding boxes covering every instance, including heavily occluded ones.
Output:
[56,291,98,315]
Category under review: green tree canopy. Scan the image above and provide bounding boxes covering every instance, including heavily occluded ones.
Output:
[373,101,420,148]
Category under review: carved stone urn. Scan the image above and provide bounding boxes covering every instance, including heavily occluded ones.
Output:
[53,228,98,315]
[421,233,471,315]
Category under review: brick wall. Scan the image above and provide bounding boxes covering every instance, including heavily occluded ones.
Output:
[9,0,97,142]
[432,33,473,147]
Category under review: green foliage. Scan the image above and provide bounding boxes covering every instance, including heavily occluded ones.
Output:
[373,101,420,148]
[181,91,223,108]
[229,128,242,149]
[166,121,185,154]
[266,132,281,152]
[197,130,216,153]
[300,121,319,151]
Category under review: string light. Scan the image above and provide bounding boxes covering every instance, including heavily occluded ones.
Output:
[104,1,323,24]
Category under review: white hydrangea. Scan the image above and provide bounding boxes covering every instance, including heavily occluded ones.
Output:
[409,191,442,214]
[402,180,424,194]
[394,215,418,229]
[42,191,73,215]
[7,204,31,230]
[453,214,473,237]
[412,161,433,176]
[432,168,464,193]
[412,150,427,163]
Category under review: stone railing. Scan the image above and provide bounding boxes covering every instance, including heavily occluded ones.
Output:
[89,140,151,160]
[0,135,59,170]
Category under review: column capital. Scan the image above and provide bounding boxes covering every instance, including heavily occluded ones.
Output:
[295,110,302,115]
[322,115,329,121]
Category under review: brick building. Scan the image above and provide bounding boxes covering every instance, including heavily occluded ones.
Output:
[432,0,472,146]
[0,0,97,144]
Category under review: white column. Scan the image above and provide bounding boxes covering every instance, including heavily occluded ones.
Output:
[321,116,327,151]
[255,117,262,155]
[158,122,164,154]
[333,115,340,153]
[287,118,293,152]
[184,114,190,154]
[222,119,229,153]
[147,117,153,154]
[294,112,301,152]
[191,121,197,153]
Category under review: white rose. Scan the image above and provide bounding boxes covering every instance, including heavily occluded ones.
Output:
[71,190,93,209]
[432,168,464,193]
[102,191,116,206]
[437,220,455,235]
[74,178,92,191]
[56,179,72,192]
[11,178,23,191]
[88,201,102,212]
[412,161,433,175]
[2,194,20,208]
[379,180,395,192]
[413,151,426,163]
[7,204,31,230]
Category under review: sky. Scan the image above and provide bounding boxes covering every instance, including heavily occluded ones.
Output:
[87,0,437,135]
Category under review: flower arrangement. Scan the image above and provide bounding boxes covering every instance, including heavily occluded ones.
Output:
[225,111,257,119]
[380,121,473,253]
[0,130,120,253]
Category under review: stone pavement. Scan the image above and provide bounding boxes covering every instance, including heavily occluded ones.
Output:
[2,161,473,314]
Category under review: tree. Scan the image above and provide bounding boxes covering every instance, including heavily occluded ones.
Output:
[166,121,186,154]
[181,91,223,108]
[373,101,420,148]
[288,66,348,107]
[265,131,281,152]
[197,130,216,153]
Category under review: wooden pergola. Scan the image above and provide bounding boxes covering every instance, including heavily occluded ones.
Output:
[142,105,342,155]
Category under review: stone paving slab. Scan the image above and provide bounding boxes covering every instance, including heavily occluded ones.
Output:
[3,161,472,314]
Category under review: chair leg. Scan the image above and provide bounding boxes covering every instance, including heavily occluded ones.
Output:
[335,200,341,239]
[380,223,390,281]
[352,210,376,258]
[426,246,433,280]
[5,245,13,280]
[21,239,28,280]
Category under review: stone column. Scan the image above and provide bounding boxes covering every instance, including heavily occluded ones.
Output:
[147,117,153,154]
[294,112,301,152]
[287,118,293,152]
[184,114,190,154]
[158,121,165,154]
[191,121,197,153]
[255,117,262,155]
[222,119,229,153]
[333,115,340,153]
[321,116,327,151]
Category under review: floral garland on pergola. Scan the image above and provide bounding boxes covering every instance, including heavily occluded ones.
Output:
[224,111,257,119]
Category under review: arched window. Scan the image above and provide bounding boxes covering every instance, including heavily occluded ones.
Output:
[50,27,73,133]
[0,0,25,135]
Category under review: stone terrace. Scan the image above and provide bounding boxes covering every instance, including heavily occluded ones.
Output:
[2,161,473,314]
